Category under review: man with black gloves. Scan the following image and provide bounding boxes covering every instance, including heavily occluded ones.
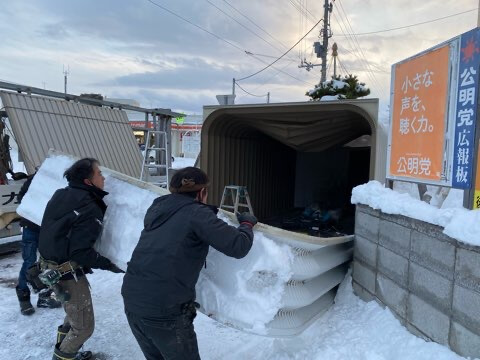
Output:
[15,172,61,315]
[122,167,257,360]
[38,158,124,360]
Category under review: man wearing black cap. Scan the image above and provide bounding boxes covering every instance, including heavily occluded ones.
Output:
[122,166,257,360]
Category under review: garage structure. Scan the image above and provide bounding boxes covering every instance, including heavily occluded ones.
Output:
[201,99,384,235]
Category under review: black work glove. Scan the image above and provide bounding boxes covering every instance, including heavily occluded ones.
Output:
[236,212,258,227]
[106,263,125,274]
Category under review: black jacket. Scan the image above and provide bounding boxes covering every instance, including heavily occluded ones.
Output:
[38,182,112,271]
[17,174,40,231]
[122,193,254,316]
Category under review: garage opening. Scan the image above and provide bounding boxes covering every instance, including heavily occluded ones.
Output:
[201,100,379,237]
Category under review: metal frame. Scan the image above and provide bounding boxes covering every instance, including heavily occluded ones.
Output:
[0,81,182,118]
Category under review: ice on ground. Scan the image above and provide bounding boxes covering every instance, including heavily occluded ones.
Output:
[352,181,480,246]
[0,252,469,359]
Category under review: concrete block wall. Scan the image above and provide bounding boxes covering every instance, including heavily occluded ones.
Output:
[352,204,480,359]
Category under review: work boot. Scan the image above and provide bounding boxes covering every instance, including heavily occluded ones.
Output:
[52,344,92,360]
[37,289,62,309]
[15,286,35,315]
[55,325,92,359]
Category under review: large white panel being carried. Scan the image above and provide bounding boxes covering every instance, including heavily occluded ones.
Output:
[18,151,353,336]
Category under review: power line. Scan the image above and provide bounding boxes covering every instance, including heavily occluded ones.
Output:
[204,0,290,57]
[237,59,298,101]
[237,17,323,81]
[335,0,387,94]
[234,81,269,98]
[145,0,244,52]
[222,0,290,51]
[145,0,313,86]
[335,8,477,37]
[331,11,382,93]
[248,53,315,85]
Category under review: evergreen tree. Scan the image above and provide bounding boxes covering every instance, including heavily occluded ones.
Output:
[306,74,370,101]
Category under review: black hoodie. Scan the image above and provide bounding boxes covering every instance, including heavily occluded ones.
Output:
[38,182,112,271]
[122,193,254,316]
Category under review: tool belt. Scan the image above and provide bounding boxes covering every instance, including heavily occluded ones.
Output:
[39,257,85,281]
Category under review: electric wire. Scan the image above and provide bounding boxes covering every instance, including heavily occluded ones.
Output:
[145,0,314,86]
[337,57,350,76]
[335,8,478,37]
[330,3,382,92]
[236,17,323,81]
[234,81,269,98]
[338,0,388,94]
[334,1,387,94]
[204,0,294,58]
[145,0,244,52]
[237,59,298,101]
[331,12,380,92]
[222,0,290,51]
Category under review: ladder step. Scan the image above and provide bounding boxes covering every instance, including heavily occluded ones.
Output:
[147,148,167,151]
[221,205,235,209]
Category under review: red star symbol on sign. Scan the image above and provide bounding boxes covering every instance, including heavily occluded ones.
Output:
[461,37,479,62]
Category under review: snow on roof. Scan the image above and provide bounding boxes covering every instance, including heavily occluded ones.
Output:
[352,181,480,246]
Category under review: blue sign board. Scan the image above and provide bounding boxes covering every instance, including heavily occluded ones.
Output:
[453,28,480,188]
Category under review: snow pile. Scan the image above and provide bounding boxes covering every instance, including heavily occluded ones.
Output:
[0,254,469,359]
[172,156,196,169]
[320,95,340,101]
[330,79,348,90]
[352,181,480,246]
[197,213,294,333]
[16,154,298,333]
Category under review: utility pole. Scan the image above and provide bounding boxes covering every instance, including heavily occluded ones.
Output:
[308,1,333,82]
[332,42,338,78]
[320,0,330,83]
[63,65,70,94]
[478,0,480,27]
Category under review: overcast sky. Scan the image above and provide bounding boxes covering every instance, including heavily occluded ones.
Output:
[0,0,478,114]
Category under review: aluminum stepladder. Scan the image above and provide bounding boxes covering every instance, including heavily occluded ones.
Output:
[140,130,169,187]
[219,185,254,215]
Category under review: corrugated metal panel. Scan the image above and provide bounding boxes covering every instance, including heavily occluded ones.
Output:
[201,100,380,220]
[1,91,143,177]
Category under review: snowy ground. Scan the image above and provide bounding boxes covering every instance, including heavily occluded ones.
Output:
[172,156,196,169]
[0,252,468,360]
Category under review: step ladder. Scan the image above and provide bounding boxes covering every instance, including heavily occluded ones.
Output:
[140,130,169,187]
[219,185,254,215]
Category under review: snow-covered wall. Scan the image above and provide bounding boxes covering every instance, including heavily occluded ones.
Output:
[352,203,480,359]
[18,152,353,336]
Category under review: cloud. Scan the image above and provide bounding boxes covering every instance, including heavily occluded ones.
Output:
[0,0,478,113]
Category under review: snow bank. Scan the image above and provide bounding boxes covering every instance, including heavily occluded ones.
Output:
[0,255,468,359]
[352,181,480,246]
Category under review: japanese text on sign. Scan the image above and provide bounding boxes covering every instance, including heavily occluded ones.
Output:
[452,28,480,189]
[389,45,450,181]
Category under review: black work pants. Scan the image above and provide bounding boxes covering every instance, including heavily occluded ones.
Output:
[125,304,200,360]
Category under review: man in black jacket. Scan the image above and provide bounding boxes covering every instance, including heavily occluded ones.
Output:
[15,172,61,315]
[122,167,257,360]
[39,158,124,360]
